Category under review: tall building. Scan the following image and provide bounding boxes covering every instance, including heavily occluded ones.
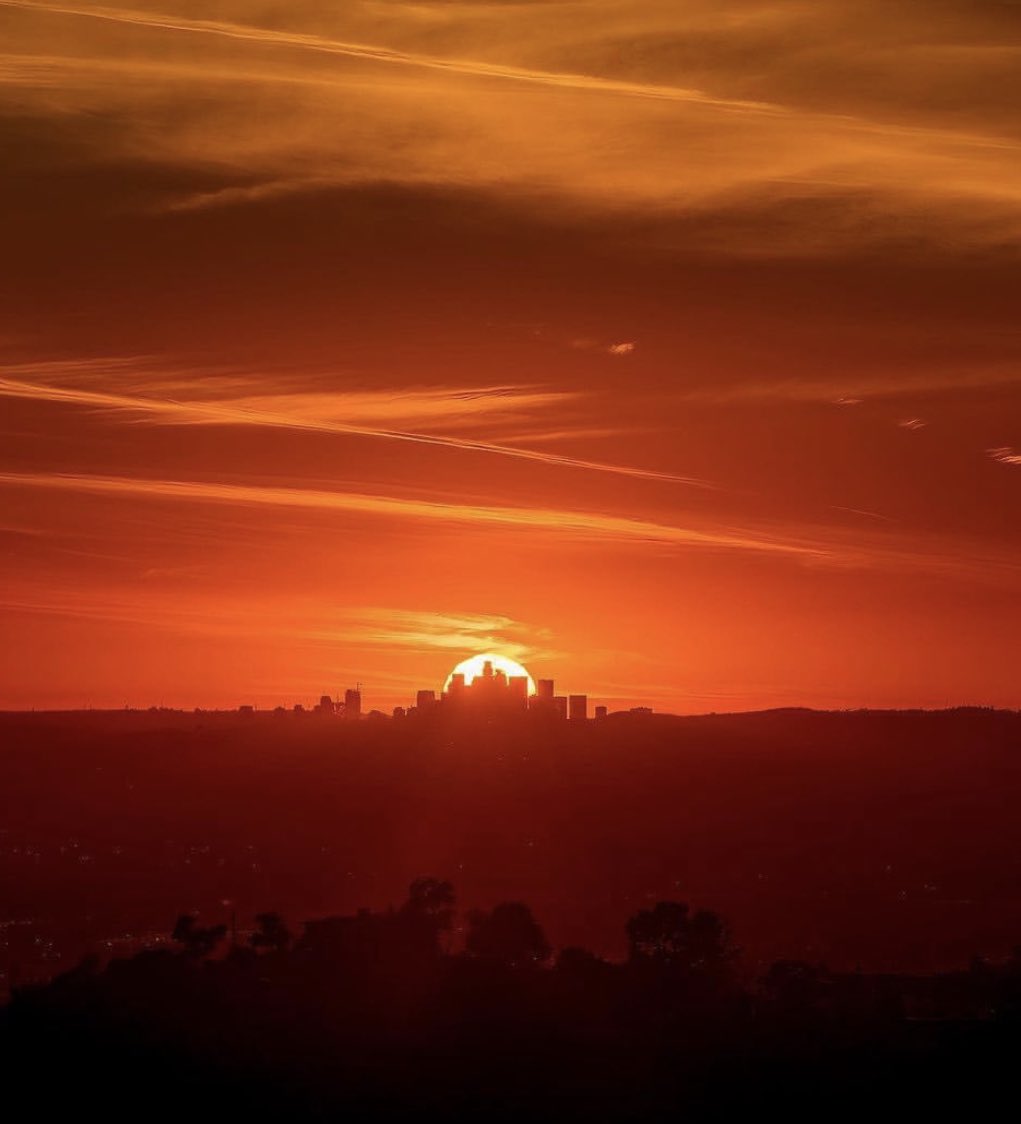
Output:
[508,676,529,710]
[317,694,335,715]
[344,688,361,719]
[569,694,588,721]
[470,661,506,707]
[416,689,436,711]
[595,705,607,720]
[537,679,554,700]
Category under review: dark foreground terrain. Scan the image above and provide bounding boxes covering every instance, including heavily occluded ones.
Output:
[2,706,1020,991]
[4,876,1021,1122]
[3,707,1021,1118]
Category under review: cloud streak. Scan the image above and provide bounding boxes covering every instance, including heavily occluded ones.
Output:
[0,469,825,557]
[2,469,1019,588]
[3,0,1021,251]
[3,0,1018,159]
[0,363,712,487]
[337,608,555,663]
[674,366,1021,405]
[0,588,552,662]
[0,1,798,116]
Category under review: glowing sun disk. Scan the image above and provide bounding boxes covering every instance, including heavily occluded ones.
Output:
[443,654,536,695]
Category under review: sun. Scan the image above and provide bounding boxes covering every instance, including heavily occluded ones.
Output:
[443,654,536,696]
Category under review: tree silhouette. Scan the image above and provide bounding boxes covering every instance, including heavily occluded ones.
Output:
[686,908,733,973]
[250,911,292,953]
[626,901,733,976]
[402,877,456,931]
[626,901,690,960]
[171,913,228,958]
[466,902,551,966]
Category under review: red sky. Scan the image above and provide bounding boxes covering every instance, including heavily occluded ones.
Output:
[1,0,1019,712]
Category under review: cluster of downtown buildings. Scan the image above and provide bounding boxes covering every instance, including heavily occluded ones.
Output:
[411,658,603,721]
[304,660,653,722]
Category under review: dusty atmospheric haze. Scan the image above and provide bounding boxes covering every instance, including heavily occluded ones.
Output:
[1,0,1021,713]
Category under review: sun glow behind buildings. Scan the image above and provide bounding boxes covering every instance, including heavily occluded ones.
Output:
[443,654,536,696]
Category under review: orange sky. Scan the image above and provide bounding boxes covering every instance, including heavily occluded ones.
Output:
[1,0,1019,712]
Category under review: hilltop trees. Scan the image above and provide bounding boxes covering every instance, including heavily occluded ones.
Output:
[401,876,456,931]
[171,913,227,959]
[465,901,551,967]
[250,911,293,954]
[626,901,735,980]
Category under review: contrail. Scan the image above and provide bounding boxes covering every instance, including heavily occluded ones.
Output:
[0,0,785,116]
[0,372,715,488]
[3,470,1018,581]
[3,0,1018,152]
[0,470,826,557]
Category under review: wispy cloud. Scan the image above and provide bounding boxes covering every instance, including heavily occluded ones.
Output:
[0,1,798,116]
[337,608,557,663]
[570,339,638,357]
[0,360,712,487]
[0,358,575,430]
[495,427,631,446]
[4,0,1019,160]
[0,522,48,536]
[676,366,1021,405]
[3,1,1021,251]
[0,587,554,662]
[828,505,896,523]
[0,469,826,557]
[988,447,1021,466]
[2,469,1019,586]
